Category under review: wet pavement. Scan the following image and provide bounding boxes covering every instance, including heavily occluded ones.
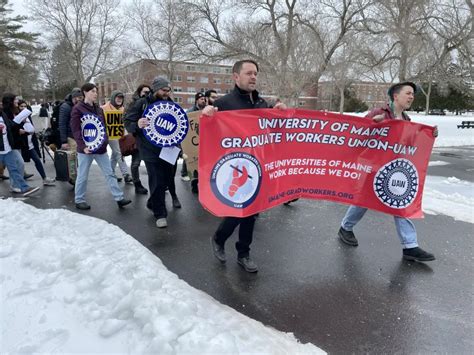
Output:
[1,147,473,354]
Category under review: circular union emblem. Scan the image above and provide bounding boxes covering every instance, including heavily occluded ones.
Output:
[143,101,189,147]
[373,158,419,209]
[210,152,262,209]
[80,113,106,153]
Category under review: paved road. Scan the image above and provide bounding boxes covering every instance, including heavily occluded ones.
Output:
[1,147,473,354]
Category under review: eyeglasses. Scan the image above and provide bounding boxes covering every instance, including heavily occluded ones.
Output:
[142,90,150,94]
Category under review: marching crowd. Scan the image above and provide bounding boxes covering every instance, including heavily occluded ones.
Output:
[0,59,437,273]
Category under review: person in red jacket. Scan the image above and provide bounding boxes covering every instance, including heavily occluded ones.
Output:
[338,82,438,262]
[70,83,131,210]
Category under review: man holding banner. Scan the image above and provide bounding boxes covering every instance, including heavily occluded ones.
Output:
[338,82,437,262]
[101,91,132,184]
[204,59,286,273]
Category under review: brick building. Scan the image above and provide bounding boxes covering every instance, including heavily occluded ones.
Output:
[96,59,393,111]
[95,59,318,109]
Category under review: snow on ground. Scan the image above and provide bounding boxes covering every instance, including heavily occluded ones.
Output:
[428,161,451,166]
[347,112,474,148]
[0,199,323,354]
[423,176,474,224]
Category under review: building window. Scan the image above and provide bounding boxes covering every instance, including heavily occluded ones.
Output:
[213,78,221,84]
[173,87,183,92]
[187,97,195,104]
[187,76,195,83]
[173,75,182,82]
[225,78,233,85]
[225,68,232,74]
[215,88,222,93]
[187,87,196,93]
[174,96,183,103]
[200,77,209,84]
[185,65,195,72]
[299,101,306,106]
[213,67,221,74]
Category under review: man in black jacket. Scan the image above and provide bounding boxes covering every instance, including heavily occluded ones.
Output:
[204,59,285,273]
[124,77,181,228]
[59,88,83,151]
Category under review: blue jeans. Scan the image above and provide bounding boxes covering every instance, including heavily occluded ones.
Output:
[341,205,418,249]
[75,152,124,203]
[10,150,25,190]
[0,151,30,192]
[108,139,128,177]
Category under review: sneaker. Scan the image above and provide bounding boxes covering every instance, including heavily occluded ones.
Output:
[237,256,258,273]
[134,182,148,195]
[338,227,359,246]
[181,175,190,181]
[43,177,56,186]
[156,218,167,228]
[124,174,133,184]
[210,236,226,263]
[24,173,34,180]
[403,247,435,262]
[75,202,91,210]
[22,186,40,197]
[172,197,182,208]
[10,187,21,193]
[117,199,132,208]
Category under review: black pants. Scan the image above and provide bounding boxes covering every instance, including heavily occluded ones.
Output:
[144,160,174,218]
[214,214,258,258]
[130,150,141,183]
[181,160,188,177]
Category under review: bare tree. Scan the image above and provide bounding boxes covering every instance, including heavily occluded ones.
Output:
[128,0,198,80]
[186,0,368,105]
[28,0,126,84]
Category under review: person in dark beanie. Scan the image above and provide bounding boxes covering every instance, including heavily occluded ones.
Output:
[70,83,131,210]
[338,81,438,262]
[59,88,84,152]
[203,59,287,273]
[124,77,182,228]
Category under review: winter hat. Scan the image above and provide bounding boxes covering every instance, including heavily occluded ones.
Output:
[195,92,205,101]
[71,87,83,98]
[387,82,417,100]
[152,77,171,92]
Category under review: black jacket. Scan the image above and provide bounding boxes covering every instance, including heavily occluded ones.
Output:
[58,94,74,144]
[19,117,41,162]
[0,112,19,151]
[1,110,22,150]
[124,95,174,163]
[214,85,268,112]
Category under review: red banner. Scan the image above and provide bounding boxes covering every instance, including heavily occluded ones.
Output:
[198,109,435,219]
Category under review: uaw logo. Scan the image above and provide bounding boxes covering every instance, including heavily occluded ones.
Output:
[210,152,262,209]
[80,113,106,153]
[143,101,189,147]
[373,158,419,209]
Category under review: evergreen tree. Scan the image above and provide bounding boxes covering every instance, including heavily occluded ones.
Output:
[0,0,42,95]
